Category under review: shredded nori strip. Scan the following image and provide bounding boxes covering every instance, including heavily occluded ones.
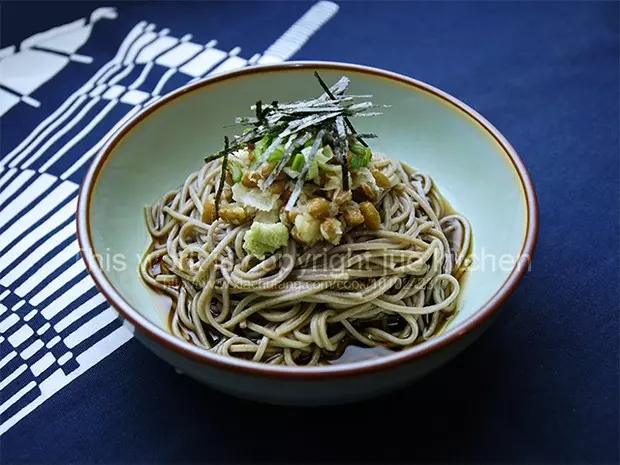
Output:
[214,136,229,215]
[334,116,350,191]
[313,71,368,148]
[207,73,384,195]
[265,132,312,187]
[254,133,285,167]
[285,129,326,211]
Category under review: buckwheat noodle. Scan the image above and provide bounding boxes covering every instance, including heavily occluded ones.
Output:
[140,154,471,366]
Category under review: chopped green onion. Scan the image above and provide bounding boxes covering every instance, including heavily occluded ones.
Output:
[250,135,272,169]
[316,149,339,174]
[307,159,319,181]
[349,154,364,170]
[267,146,285,163]
[321,145,335,161]
[290,153,305,171]
[350,147,372,169]
[265,132,312,187]
[255,135,271,155]
[349,142,366,156]
[228,161,243,183]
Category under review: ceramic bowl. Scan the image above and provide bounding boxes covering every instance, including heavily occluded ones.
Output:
[77,61,538,405]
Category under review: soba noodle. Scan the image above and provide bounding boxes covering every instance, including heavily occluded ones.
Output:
[140,153,471,366]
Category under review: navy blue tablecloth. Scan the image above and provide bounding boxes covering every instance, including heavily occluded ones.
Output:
[0,1,618,463]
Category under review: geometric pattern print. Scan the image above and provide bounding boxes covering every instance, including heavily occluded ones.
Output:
[0,1,339,434]
[0,7,118,117]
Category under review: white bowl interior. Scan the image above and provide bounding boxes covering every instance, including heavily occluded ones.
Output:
[90,65,528,339]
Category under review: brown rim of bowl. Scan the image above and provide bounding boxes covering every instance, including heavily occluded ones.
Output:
[77,61,539,380]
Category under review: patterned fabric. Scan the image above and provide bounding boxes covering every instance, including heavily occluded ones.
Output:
[0,1,339,435]
[1,2,618,463]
